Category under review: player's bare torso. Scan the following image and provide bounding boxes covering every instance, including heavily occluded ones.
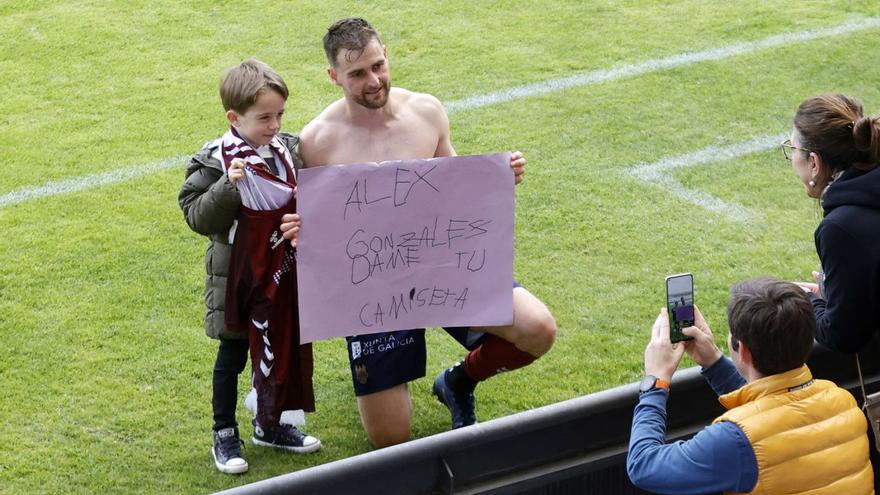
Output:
[300,88,453,167]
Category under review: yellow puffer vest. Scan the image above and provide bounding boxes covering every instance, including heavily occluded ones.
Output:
[713,365,873,495]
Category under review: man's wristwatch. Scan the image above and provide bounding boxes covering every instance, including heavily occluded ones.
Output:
[639,375,670,394]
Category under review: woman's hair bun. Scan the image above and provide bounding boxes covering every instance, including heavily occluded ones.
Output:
[852,115,880,165]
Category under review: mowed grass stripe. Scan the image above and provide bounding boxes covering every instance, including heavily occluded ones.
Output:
[443,17,880,112]
[0,155,187,208]
[2,17,877,210]
[625,133,788,221]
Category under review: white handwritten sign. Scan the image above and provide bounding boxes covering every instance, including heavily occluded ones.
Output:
[295,153,514,343]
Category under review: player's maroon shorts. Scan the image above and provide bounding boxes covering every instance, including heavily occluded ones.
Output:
[226,204,314,427]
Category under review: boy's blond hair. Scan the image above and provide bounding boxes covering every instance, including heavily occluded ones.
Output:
[220,59,289,113]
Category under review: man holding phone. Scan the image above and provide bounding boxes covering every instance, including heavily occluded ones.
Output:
[627,276,872,494]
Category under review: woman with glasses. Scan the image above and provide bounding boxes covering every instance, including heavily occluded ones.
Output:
[782,93,880,353]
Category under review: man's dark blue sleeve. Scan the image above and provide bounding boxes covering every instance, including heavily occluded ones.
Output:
[626,388,757,494]
[701,356,746,396]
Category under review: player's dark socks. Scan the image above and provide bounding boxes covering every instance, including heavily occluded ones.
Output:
[446,360,477,394]
[463,334,537,382]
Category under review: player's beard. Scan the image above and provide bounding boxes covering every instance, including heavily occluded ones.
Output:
[356,82,390,109]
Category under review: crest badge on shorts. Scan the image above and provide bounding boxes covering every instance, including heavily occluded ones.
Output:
[355,363,368,384]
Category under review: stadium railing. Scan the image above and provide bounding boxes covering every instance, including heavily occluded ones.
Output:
[215,338,880,495]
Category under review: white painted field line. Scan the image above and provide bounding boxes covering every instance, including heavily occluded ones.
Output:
[624,133,788,221]
[444,17,880,113]
[0,156,186,208]
[2,17,877,209]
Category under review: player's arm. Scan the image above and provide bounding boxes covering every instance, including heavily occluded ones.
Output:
[280,212,301,247]
[298,120,322,168]
[279,122,314,247]
[422,93,525,184]
[298,108,341,168]
[510,151,525,185]
[421,94,455,158]
[281,117,329,247]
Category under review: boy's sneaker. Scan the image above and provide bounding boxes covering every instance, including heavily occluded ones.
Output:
[212,427,248,474]
[432,369,477,429]
[252,420,322,453]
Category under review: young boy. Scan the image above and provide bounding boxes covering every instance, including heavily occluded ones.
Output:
[178,59,320,475]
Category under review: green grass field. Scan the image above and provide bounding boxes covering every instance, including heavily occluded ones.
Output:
[3,1,880,493]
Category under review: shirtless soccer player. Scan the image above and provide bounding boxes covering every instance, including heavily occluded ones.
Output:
[282,17,556,448]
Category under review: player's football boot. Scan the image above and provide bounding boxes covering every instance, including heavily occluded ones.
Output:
[432,369,477,429]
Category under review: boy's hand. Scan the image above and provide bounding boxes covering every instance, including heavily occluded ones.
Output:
[794,280,825,299]
[794,271,824,299]
[794,282,821,298]
[644,309,686,383]
[280,213,301,248]
[229,158,246,187]
[681,306,723,369]
[510,151,526,185]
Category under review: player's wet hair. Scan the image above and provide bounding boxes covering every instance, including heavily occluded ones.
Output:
[323,17,382,66]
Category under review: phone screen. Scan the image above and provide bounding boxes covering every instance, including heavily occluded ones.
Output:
[666,273,695,342]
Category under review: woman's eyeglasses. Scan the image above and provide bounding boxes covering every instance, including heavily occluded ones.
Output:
[780,139,813,161]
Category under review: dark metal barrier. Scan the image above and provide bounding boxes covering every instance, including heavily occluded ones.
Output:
[215,339,880,495]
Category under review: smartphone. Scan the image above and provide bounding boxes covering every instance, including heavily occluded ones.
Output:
[666,273,695,343]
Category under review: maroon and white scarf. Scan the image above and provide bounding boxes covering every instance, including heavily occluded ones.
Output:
[220,126,296,210]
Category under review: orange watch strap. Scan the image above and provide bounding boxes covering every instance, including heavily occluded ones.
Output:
[655,378,670,391]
